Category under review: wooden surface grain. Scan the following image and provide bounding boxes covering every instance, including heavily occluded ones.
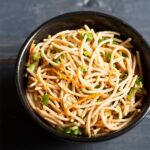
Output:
[1,0,150,149]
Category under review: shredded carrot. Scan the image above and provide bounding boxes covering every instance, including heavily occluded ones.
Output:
[29,40,36,54]
[47,68,86,88]
[27,40,36,65]
[48,101,61,113]
[66,93,106,111]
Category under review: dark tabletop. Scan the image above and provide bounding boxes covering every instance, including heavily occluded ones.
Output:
[1,0,150,150]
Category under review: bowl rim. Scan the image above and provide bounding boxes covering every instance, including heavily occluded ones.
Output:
[15,10,150,142]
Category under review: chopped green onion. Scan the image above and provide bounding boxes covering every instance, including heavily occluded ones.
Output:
[83,51,91,57]
[112,40,119,44]
[54,54,65,64]
[42,94,49,105]
[72,129,79,135]
[68,45,73,48]
[127,87,137,101]
[135,76,143,88]
[105,52,111,62]
[61,54,65,59]
[136,81,143,88]
[68,83,72,89]
[81,32,93,41]
[65,128,72,134]
[136,76,142,85]
[127,76,143,100]
[33,51,41,61]
[81,65,86,73]
[98,37,106,43]
[64,126,81,136]
[96,98,100,102]
[54,58,61,64]
[56,126,84,136]
[27,64,35,72]
[71,126,78,130]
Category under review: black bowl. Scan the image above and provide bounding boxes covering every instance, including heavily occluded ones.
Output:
[16,11,150,142]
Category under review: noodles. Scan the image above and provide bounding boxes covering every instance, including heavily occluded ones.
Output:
[26,25,146,137]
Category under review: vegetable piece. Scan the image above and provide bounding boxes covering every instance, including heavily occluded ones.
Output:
[27,64,35,72]
[137,88,142,94]
[96,98,100,102]
[136,82,143,88]
[65,128,72,134]
[80,65,86,73]
[138,82,143,88]
[68,45,73,48]
[71,126,78,130]
[68,83,72,89]
[112,40,119,44]
[61,54,65,59]
[98,37,106,43]
[54,58,61,64]
[54,54,65,64]
[64,126,82,136]
[127,87,137,101]
[81,32,93,41]
[33,51,41,61]
[127,76,143,100]
[127,86,142,101]
[72,129,79,135]
[83,51,91,57]
[100,51,103,55]
[136,76,142,84]
[135,76,143,88]
[105,52,111,62]
[42,94,49,105]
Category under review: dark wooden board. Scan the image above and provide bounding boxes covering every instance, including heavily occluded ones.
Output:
[1,0,150,149]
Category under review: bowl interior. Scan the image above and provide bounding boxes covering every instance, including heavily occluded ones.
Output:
[16,11,150,142]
